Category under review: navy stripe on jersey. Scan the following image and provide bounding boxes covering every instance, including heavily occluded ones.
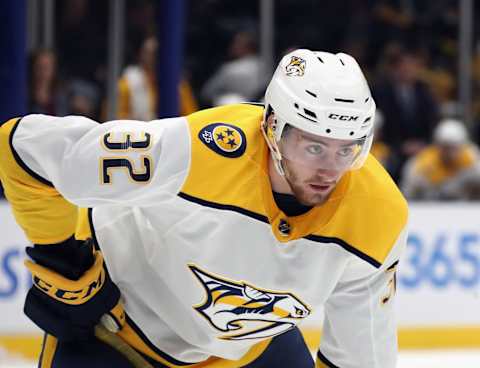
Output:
[386,259,399,270]
[304,234,382,269]
[9,117,54,187]
[87,208,101,251]
[178,192,269,224]
[317,350,340,368]
[179,193,382,267]
[125,314,196,366]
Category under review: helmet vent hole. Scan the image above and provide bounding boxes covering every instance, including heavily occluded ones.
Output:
[326,129,331,134]
[334,98,354,103]
[305,90,317,98]
[303,108,317,119]
[317,56,324,63]
[297,113,317,123]
[294,103,299,109]
[349,131,354,136]
[365,97,370,103]
[339,58,345,66]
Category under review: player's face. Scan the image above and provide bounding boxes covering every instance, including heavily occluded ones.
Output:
[439,143,462,166]
[279,128,359,206]
[282,157,342,206]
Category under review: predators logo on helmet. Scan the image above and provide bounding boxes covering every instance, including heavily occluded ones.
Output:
[285,56,306,77]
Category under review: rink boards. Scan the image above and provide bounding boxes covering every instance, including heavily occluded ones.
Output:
[1,200,479,359]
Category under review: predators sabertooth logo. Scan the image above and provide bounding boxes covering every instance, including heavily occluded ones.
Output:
[285,56,306,77]
[189,264,311,340]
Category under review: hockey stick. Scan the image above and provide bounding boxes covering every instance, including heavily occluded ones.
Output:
[94,324,154,368]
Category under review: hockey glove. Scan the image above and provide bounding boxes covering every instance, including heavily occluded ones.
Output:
[24,237,125,341]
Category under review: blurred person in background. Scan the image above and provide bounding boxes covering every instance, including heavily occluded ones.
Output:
[370,109,399,176]
[56,0,107,84]
[28,49,67,115]
[67,79,100,119]
[401,119,480,200]
[373,46,440,181]
[211,92,247,106]
[415,47,456,117]
[201,31,266,106]
[367,0,417,66]
[117,35,198,120]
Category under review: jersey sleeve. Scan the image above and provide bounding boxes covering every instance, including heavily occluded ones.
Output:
[316,228,408,368]
[0,118,78,244]
[6,114,191,208]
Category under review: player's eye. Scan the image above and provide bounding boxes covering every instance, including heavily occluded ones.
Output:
[306,145,323,155]
[337,147,354,157]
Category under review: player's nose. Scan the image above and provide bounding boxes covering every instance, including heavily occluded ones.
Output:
[313,167,340,181]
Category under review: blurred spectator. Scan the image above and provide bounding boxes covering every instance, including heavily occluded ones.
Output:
[117,36,197,120]
[370,109,399,176]
[56,0,107,84]
[367,0,417,64]
[67,79,100,119]
[213,93,247,107]
[126,0,156,46]
[201,31,265,106]
[416,47,456,112]
[28,49,67,115]
[401,119,480,200]
[472,46,480,138]
[373,47,440,180]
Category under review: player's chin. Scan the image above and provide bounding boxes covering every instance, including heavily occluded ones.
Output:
[304,185,335,205]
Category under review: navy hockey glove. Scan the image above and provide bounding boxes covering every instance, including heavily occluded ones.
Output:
[24,237,125,341]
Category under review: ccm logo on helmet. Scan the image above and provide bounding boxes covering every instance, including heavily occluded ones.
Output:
[328,113,359,121]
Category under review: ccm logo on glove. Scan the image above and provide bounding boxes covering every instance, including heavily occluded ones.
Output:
[27,252,106,305]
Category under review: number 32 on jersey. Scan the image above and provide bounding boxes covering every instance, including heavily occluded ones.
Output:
[100,131,153,184]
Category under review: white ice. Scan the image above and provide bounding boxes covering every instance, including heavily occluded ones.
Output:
[1,350,480,367]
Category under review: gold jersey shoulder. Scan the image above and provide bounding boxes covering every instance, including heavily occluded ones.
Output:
[313,155,408,266]
[181,104,269,217]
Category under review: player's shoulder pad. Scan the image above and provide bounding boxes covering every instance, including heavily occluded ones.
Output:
[313,155,408,268]
[186,104,263,159]
[180,104,267,211]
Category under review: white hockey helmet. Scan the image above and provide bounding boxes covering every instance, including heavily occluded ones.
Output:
[262,49,376,175]
[433,119,468,145]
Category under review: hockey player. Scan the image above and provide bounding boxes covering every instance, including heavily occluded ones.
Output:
[401,118,480,200]
[0,49,408,367]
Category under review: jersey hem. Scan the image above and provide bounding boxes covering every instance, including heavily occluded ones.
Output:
[126,314,195,366]
[317,350,340,368]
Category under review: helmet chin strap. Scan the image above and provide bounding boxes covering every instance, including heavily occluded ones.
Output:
[261,112,287,177]
[271,151,286,177]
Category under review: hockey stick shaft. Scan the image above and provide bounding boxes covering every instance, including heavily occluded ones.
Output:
[94,324,154,368]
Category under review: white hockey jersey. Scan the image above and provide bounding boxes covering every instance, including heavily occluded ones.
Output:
[0,104,408,368]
